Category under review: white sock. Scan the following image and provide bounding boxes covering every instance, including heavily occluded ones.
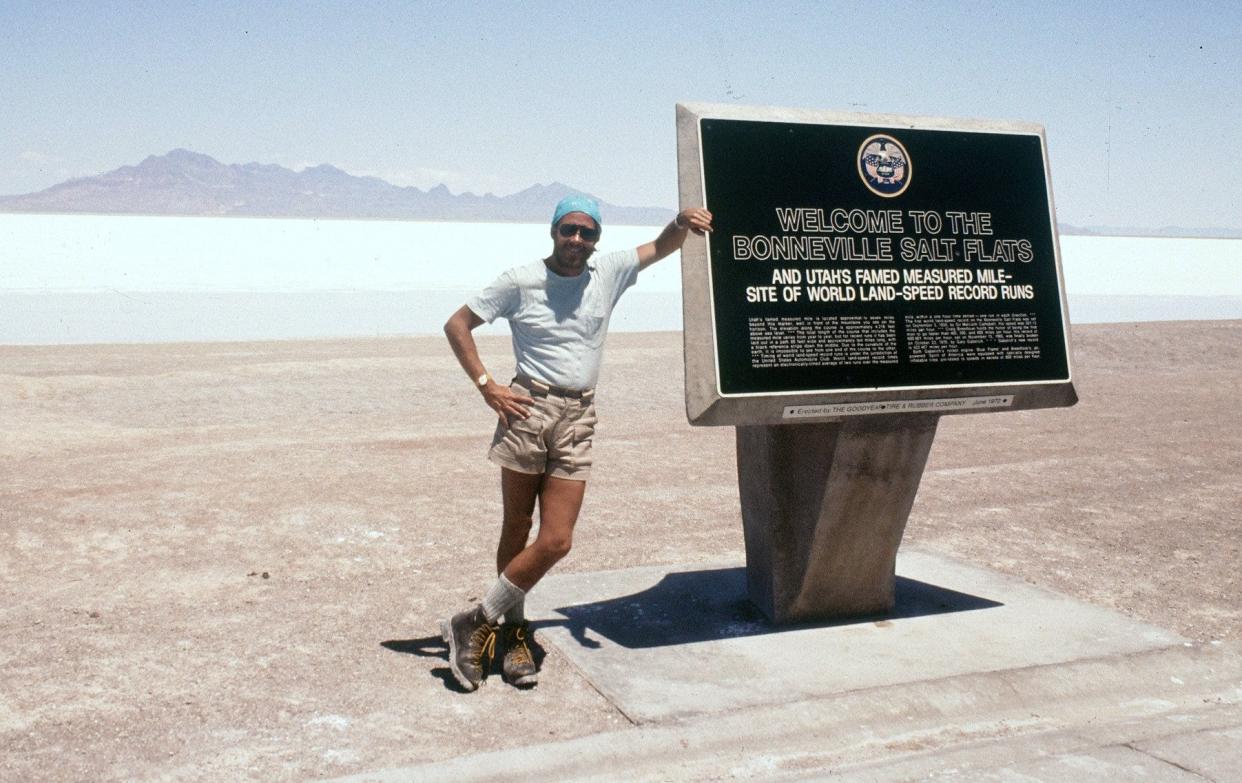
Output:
[481,573,525,624]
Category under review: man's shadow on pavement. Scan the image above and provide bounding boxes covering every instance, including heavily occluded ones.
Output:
[382,566,1001,691]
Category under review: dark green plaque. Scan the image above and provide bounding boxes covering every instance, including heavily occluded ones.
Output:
[699,118,1070,397]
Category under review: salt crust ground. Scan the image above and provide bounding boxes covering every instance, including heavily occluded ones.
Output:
[1,320,1239,781]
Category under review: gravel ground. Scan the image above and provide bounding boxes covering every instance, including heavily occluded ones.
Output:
[1,319,1238,781]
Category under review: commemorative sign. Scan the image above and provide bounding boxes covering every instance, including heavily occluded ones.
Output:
[675,103,1078,426]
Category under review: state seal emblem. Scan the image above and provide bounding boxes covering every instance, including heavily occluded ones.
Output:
[857,134,911,198]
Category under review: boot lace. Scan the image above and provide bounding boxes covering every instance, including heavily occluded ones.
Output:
[470,624,496,670]
[507,625,533,667]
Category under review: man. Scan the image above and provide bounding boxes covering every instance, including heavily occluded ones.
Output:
[441,195,712,690]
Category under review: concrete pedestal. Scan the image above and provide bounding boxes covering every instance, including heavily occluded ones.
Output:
[736,415,939,623]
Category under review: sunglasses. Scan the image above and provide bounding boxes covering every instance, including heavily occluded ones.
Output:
[557,223,600,242]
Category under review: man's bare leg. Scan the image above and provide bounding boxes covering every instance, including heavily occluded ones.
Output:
[501,474,586,591]
[489,469,585,686]
[443,471,586,690]
[497,468,541,576]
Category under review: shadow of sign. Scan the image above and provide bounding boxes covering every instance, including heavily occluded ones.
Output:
[541,566,1002,650]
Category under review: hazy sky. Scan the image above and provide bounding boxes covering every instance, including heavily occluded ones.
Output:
[3,1,1239,229]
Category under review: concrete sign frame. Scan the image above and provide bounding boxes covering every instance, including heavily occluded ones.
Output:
[676,102,1078,427]
[675,103,1079,623]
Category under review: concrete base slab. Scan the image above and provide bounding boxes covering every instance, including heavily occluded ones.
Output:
[329,641,1242,782]
[524,546,1185,722]
[945,744,1207,782]
[1133,724,1242,782]
[328,551,1241,783]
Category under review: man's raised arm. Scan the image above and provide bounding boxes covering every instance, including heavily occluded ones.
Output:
[636,207,713,270]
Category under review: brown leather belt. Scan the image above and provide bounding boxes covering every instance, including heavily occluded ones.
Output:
[514,374,595,401]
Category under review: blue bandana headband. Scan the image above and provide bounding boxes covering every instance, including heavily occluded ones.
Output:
[551,195,602,228]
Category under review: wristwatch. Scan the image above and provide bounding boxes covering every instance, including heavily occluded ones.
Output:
[476,372,489,388]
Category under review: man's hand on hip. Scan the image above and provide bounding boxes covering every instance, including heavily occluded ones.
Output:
[482,380,533,426]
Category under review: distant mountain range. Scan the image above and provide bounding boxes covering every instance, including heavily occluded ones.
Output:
[1,150,1238,238]
[0,149,676,225]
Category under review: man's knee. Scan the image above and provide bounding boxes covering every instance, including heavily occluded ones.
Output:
[537,532,572,561]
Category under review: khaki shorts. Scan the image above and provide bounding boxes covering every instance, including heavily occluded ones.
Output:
[488,379,598,481]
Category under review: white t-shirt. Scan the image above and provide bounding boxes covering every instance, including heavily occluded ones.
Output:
[467,249,640,389]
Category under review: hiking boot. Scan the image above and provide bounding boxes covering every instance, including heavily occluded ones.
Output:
[440,605,496,691]
[502,621,538,687]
